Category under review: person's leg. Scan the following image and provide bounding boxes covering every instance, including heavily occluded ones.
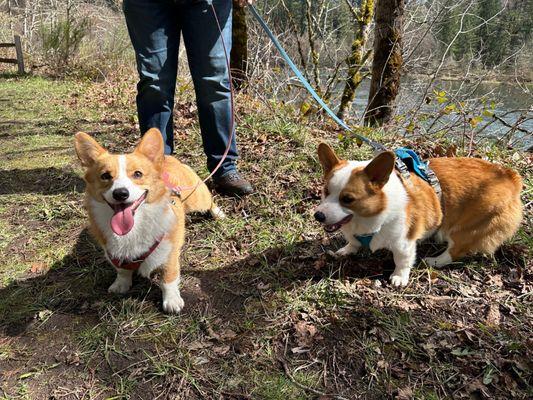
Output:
[181,0,238,177]
[123,0,180,155]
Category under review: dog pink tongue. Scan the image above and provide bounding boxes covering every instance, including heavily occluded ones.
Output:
[110,203,135,236]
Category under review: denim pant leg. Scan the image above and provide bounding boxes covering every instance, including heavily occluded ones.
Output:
[182,0,238,177]
[123,0,180,155]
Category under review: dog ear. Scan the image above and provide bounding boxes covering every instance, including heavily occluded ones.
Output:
[74,132,107,167]
[135,128,164,166]
[317,143,341,175]
[364,151,395,187]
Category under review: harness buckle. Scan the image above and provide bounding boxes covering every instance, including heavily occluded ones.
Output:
[395,158,411,181]
[425,167,442,197]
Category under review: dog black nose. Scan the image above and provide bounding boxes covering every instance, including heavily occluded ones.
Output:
[112,188,129,201]
[314,211,326,223]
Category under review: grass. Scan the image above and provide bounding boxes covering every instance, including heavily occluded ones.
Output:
[0,72,532,399]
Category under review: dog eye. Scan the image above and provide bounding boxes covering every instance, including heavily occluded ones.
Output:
[341,195,354,204]
[100,172,112,180]
[133,171,143,179]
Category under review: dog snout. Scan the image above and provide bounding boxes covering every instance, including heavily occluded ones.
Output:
[112,187,130,202]
[314,211,326,223]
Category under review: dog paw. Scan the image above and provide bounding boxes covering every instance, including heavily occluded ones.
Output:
[211,206,226,220]
[162,292,185,314]
[108,279,131,294]
[423,253,452,268]
[335,244,358,257]
[390,270,410,287]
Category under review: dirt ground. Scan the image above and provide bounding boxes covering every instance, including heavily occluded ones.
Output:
[0,74,531,399]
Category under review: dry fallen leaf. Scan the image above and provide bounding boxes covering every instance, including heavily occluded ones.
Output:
[65,353,81,366]
[212,345,230,356]
[218,329,237,340]
[396,386,413,400]
[314,257,326,270]
[294,320,321,347]
[485,303,501,327]
[356,278,373,287]
[30,262,48,274]
[257,134,267,143]
[394,299,419,311]
[486,274,503,288]
[189,341,212,351]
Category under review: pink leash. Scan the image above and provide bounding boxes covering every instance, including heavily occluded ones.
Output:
[162,2,235,198]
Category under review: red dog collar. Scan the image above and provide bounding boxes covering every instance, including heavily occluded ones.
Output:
[108,238,163,271]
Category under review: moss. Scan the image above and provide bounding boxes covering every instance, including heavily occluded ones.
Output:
[337,0,375,119]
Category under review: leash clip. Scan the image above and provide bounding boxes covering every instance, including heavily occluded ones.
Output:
[170,188,182,198]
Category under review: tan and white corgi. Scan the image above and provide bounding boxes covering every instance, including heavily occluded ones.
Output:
[74,128,224,313]
[314,143,523,287]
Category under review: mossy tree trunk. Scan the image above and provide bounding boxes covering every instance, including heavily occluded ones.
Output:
[230,0,248,90]
[305,0,323,96]
[364,0,404,126]
[337,0,374,120]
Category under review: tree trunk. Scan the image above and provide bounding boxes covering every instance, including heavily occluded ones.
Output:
[230,0,248,90]
[305,0,322,95]
[364,0,404,126]
[337,0,374,120]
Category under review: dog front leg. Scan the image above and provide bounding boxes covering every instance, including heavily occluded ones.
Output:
[161,252,184,314]
[108,268,133,294]
[390,241,416,287]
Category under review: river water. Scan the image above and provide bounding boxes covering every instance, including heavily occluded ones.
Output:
[346,77,532,150]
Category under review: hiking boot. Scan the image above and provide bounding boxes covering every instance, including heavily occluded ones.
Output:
[212,171,253,197]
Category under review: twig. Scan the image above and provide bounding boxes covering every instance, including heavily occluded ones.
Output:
[516,291,532,300]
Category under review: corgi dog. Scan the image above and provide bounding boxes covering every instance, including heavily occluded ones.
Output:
[314,143,523,287]
[74,128,224,313]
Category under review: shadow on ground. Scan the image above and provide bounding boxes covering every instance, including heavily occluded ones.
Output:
[4,222,524,337]
[0,227,395,336]
[0,167,84,195]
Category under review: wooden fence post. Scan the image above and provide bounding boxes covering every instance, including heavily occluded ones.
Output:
[13,35,25,74]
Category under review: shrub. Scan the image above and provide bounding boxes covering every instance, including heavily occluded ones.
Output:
[39,14,90,70]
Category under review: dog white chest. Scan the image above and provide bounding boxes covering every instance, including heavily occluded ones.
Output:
[90,198,176,270]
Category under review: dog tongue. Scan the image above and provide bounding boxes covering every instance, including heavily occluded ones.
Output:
[110,203,135,236]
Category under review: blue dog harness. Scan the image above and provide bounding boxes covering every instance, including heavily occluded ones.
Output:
[354,148,442,248]
[355,234,374,247]
[394,148,442,196]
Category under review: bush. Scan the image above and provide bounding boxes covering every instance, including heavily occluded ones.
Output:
[40,14,90,70]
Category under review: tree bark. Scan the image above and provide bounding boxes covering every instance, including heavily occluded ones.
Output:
[230,0,248,90]
[364,0,404,126]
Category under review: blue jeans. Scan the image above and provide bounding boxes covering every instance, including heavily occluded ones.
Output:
[123,0,238,178]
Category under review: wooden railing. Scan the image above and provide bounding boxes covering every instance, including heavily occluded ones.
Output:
[0,35,25,74]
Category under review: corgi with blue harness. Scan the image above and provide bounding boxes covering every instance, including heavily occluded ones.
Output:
[314,143,523,287]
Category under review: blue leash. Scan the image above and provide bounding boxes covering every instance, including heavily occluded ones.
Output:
[248,5,442,197]
[248,5,385,153]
